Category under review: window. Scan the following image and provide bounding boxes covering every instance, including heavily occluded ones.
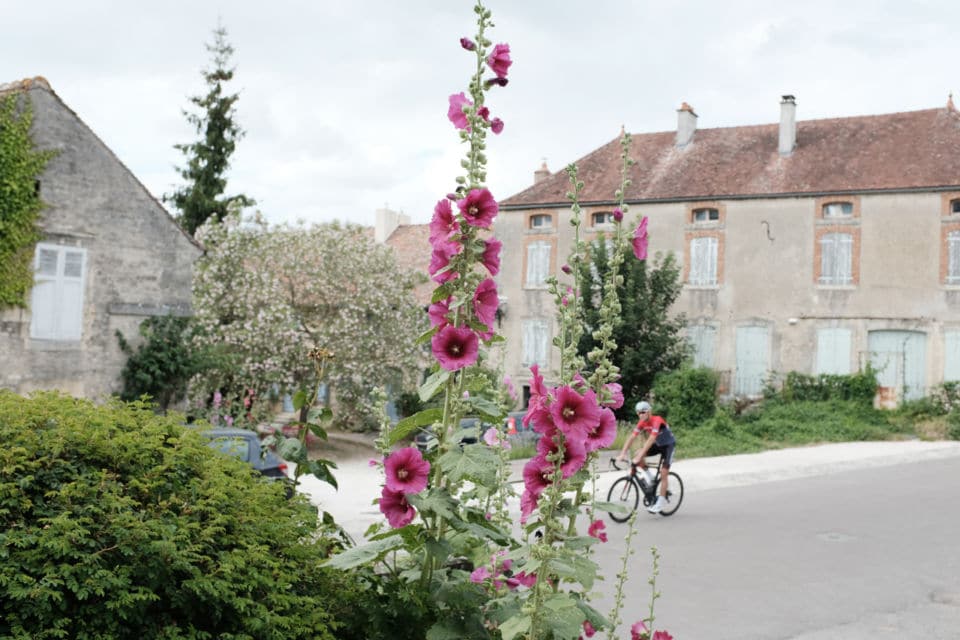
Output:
[30,243,86,341]
[688,236,718,286]
[525,240,551,287]
[735,325,769,396]
[522,319,550,367]
[692,207,719,223]
[818,232,853,285]
[951,199,960,214]
[687,325,716,367]
[945,331,960,381]
[815,328,852,374]
[948,231,960,285]
[592,211,614,226]
[529,214,552,229]
[822,202,853,218]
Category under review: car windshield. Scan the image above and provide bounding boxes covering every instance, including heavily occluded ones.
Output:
[209,436,252,462]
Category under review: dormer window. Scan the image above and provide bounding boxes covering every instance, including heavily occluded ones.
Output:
[822,202,853,218]
[592,211,614,226]
[692,207,719,223]
[529,214,552,229]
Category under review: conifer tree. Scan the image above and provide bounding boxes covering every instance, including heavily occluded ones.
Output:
[167,24,253,235]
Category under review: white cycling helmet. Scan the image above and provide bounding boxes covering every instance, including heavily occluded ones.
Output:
[635,401,652,413]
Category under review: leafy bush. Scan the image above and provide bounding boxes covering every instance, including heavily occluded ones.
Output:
[776,369,878,406]
[0,391,341,639]
[651,367,719,428]
[948,411,960,441]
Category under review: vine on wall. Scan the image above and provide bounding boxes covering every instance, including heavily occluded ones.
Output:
[0,92,56,308]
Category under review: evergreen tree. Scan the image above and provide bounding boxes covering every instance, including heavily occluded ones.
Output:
[167,25,253,235]
[577,241,690,415]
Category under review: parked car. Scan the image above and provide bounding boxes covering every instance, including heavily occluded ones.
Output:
[201,427,293,495]
[415,417,492,452]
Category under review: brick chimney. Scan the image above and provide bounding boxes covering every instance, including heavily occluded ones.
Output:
[779,95,797,156]
[676,102,697,148]
[534,160,550,184]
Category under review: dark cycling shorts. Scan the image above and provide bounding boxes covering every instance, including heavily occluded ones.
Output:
[648,442,675,467]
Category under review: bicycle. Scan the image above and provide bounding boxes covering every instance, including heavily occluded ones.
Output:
[607,456,684,522]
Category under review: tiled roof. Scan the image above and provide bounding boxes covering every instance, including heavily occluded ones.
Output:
[502,105,960,208]
[384,224,433,305]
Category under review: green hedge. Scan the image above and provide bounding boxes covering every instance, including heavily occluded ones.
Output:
[0,391,339,639]
[651,367,719,429]
[776,369,878,405]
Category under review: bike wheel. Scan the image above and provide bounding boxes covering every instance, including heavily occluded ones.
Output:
[607,477,639,523]
[658,472,684,516]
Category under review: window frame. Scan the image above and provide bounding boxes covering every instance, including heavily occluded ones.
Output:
[523,237,556,288]
[521,318,551,367]
[590,211,614,227]
[685,232,722,287]
[30,242,87,341]
[817,231,855,286]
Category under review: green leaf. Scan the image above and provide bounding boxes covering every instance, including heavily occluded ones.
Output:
[276,437,306,464]
[416,325,440,345]
[431,283,454,303]
[438,445,499,487]
[307,407,333,423]
[464,396,503,421]
[499,613,532,640]
[594,500,631,516]
[419,370,450,403]
[324,537,406,570]
[541,594,586,639]
[408,488,457,522]
[292,389,308,411]
[389,408,444,446]
[307,422,328,440]
[306,460,338,489]
[548,554,599,590]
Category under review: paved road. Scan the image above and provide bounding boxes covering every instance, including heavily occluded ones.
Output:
[593,456,960,639]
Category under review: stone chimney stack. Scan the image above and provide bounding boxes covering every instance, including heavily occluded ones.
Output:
[534,160,550,184]
[374,206,409,243]
[676,102,697,148]
[779,94,797,156]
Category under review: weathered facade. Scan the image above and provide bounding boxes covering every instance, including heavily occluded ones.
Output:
[497,97,960,405]
[0,78,202,399]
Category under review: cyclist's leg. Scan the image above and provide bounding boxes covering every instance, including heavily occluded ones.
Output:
[658,444,676,497]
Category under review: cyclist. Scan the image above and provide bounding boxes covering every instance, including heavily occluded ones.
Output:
[617,401,676,513]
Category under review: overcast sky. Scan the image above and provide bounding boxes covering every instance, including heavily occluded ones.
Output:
[3,1,958,228]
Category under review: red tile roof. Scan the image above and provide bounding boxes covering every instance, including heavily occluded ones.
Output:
[502,105,960,208]
[384,224,433,305]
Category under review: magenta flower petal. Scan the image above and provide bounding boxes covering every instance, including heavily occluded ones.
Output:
[428,297,452,329]
[536,431,586,478]
[550,386,602,441]
[613,207,624,222]
[522,454,554,497]
[428,239,462,284]
[473,278,499,328]
[632,216,649,260]
[459,37,476,51]
[652,632,674,640]
[486,43,512,78]
[470,565,491,583]
[482,237,502,275]
[630,621,649,640]
[585,407,617,453]
[520,489,538,524]
[384,447,431,494]
[588,519,609,543]
[430,198,459,243]
[457,188,499,228]
[380,487,416,528]
[603,382,624,409]
[447,92,473,130]
[490,117,504,134]
[431,325,479,371]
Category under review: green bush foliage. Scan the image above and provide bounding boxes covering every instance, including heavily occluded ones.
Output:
[651,366,719,428]
[0,391,340,639]
[775,368,878,405]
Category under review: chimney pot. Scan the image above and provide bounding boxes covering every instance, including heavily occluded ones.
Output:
[534,160,550,184]
[779,95,797,156]
[676,102,697,148]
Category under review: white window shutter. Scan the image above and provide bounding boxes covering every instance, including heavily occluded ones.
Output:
[949,232,960,284]
[526,242,550,287]
[690,237,717,286]
[816,328,852,374]
[30,244,86,340]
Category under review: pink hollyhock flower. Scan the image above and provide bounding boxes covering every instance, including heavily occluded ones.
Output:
[483,426,512,450]
[384,447,431,494]
[447,92,473,130]
[430,198,459,243]
[380,487,416,528]
[520,488,538,523]
[459,37,476,51]
[588,519,608,543]
[581,620,597,638]
[613,207,624,222]
[431,325,479,371]
[213,390,222,408]
[506,569,537,590]
[368,458,379,467]
[428,297,452,329]
[224,415,234,427]
[504,374,517,401]
[490,117,504,134]
[458,188,499,228]
[473,278,499,328]
[487,43,512,78]
[536,431,587,478]
[522,455,554,497]
[482,237,502,275]
[633,216,649,260]
[630,621,649,640]
[428,239,461,283]
[550,386,602,440]
[652,632,673,640]
[470,565,491,583]
[585,407,618,453]
[603,382,624,409]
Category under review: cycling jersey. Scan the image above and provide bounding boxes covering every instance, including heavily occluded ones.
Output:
[633,414,676,447]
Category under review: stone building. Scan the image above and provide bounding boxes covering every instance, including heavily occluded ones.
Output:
[0,77,202,399]
[497,96,960,405]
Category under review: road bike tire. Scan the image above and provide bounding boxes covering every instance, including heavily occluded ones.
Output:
[607,477,639,523]
[658,472,684,516]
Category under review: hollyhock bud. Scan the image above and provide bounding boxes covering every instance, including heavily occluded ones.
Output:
[484,77,509,89]
[561,263,572,274]
[459,37,476,51]
[490,117,504,134]
[613,207,624,222]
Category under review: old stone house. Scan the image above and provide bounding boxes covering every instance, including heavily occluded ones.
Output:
[496,96,960,405]
[0,77,202,399]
